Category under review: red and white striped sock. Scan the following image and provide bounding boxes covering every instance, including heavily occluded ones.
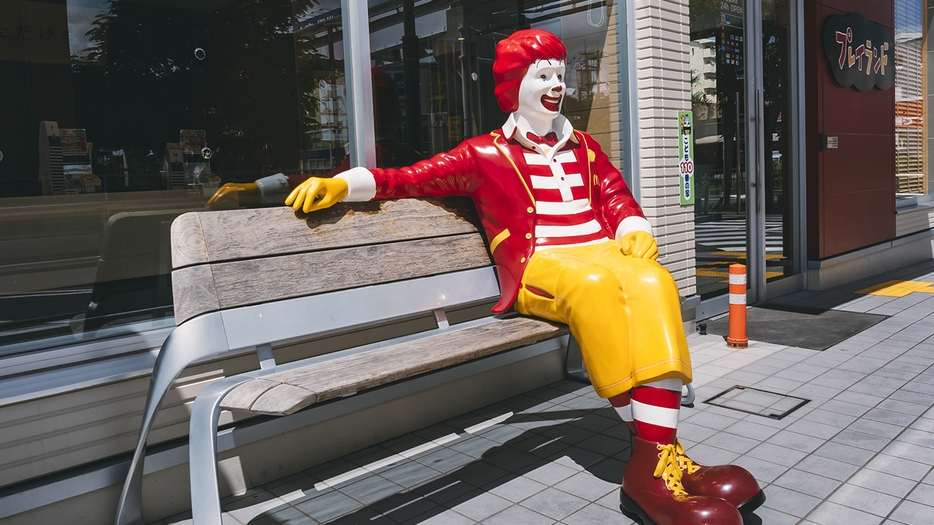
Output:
[630,378,682,444]
[609,390,637,435]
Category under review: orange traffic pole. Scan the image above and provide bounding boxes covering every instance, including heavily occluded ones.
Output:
[727,264,748,348]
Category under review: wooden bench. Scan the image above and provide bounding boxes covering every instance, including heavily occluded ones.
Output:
[113,197,583,525]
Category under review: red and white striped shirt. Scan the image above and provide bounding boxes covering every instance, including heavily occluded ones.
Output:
[524,146,610,252]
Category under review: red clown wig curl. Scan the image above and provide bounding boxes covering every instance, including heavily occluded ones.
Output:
[492,29,568,113]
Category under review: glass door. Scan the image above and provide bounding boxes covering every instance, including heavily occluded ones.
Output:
[690,0,750,300]
[691,0,801,306]
[753,0,803,301]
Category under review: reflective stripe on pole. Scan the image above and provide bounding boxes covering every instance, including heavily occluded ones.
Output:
[727,264,748,348]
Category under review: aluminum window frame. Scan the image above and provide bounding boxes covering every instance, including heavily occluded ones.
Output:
[615,0,641,199]
[343,0,377,168]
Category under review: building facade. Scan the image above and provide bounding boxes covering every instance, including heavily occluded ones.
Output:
[0,0,928,522]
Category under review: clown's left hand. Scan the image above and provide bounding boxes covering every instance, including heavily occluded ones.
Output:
[618,231,659,260]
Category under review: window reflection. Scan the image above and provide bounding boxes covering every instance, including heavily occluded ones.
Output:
[0,0,624,351]
[367,0,621,160]
[894,0,924,195]
[0,0,344,349]
[690,0,749,299]
[762,0,795,282]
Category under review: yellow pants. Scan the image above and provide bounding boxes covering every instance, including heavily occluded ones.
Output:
[515,241,692,399]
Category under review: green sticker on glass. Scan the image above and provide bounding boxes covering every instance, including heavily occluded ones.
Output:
[678,111,695,205]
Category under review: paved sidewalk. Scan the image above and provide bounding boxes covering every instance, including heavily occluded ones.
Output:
[158,261,934,525]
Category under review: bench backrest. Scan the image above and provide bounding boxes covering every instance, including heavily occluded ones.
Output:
[169,198,492,326]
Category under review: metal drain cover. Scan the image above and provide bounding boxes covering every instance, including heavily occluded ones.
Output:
[703,386,809,420]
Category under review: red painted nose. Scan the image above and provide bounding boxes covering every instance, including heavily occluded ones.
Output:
[552,86,563,93]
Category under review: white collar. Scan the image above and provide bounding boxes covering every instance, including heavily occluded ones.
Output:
[501,113,578,154]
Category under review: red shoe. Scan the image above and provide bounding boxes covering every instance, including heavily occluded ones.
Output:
[620,436,742,525]
[675,441,765,515]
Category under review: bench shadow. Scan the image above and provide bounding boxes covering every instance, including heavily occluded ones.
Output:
[226,382,765,525]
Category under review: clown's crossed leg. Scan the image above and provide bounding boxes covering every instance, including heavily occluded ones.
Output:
[286,29,764,525]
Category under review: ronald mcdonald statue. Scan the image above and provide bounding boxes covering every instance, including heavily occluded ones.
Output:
[285,29,764,525]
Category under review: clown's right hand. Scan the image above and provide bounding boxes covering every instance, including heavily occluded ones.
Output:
[206,182,261,210]
[285,177,349,213]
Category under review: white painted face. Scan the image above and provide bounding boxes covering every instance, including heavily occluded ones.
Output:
[517,59,566,121]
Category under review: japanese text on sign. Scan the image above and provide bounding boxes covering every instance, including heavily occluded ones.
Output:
[821,12,895,92]
[678,111,695,206]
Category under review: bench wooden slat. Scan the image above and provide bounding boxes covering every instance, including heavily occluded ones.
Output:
[218,379,281,411]
[173,198,482,269]
[172,265,221,325]
[209,232,491,313]
[171,212,210,269]
[170,198,491,324]
[220,317,568,416]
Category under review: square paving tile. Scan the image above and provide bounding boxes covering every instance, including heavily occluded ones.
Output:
[795,455,860,481]
[761,485,822,517]
[552,471,618,502]
[772,469,842,499]
[848,469,919,498]
[828,483,901,517]
[831,429,892,452]
[484,476,548,503]
[522,461,579,486]
[767,429,826,453]
[888,500,934,525]
[804,500,884,525]
[563,502,637,525]
[865,453,934,482]
[481,504,555,525]
[812,442,876,467]
[906,482,934,505]
[519,487,588,521]
[449,490,513,521]
[731,455,789,484]
[746,442,808,467]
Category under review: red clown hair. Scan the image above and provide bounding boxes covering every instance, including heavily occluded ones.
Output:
[492,29,568,113]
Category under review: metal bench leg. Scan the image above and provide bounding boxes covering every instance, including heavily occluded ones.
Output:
[114,315,228,525]
[189,376,256,525]
[682,383,696,408]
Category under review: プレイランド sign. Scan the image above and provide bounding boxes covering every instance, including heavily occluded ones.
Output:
[822,12,895,92]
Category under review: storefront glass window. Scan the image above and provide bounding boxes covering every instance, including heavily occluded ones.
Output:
[365,0,625,169]
[690,0,797,298]
[0,0,346,353]
[690,0,749,298]
[895,0,925,194]
[762,0,796,283]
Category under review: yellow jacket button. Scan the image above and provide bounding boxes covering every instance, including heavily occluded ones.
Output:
[526,233,532,239]
[527,207,534,214]
[520,257,527,263]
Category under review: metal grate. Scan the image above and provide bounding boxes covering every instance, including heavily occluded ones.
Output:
[703,385,809,420]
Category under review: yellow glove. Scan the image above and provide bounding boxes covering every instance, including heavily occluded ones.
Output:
[285,177,349,213]
[618,231,659,260]
[206,183,261,210]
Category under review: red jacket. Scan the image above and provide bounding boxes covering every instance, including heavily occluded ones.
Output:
[368,129,646,313]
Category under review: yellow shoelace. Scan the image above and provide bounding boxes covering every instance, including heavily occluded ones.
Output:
[675,440,702,474]
[653,443,689,495]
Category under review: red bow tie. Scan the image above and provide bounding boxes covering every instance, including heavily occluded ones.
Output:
[527,131,559,146]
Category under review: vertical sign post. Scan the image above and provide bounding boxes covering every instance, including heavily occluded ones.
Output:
[678,111,695,205]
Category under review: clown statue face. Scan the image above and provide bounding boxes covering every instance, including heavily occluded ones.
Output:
[515,59,566,134]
